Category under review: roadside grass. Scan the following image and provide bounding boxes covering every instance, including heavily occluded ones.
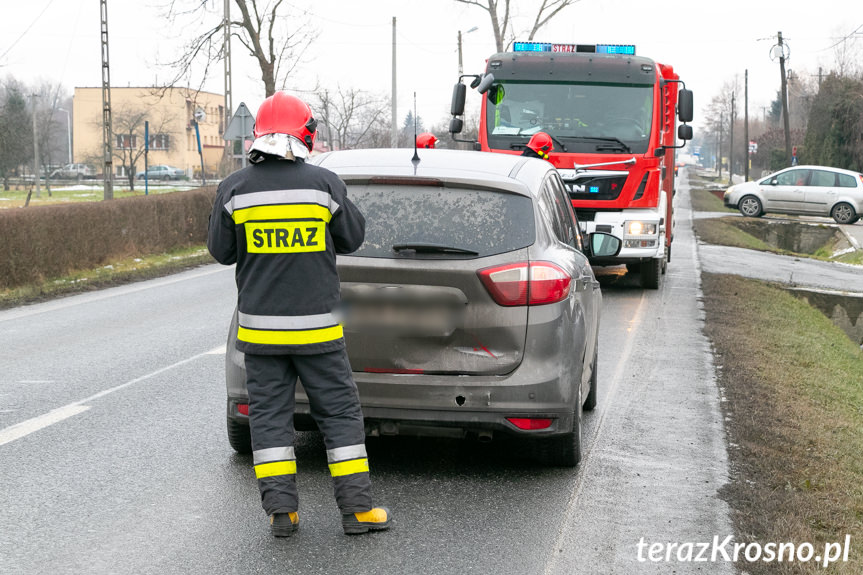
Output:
[689,187,737,213]
[0,183,200,209]
[0,245,214,309]
[693,217,862,265]
[702,273,863,574]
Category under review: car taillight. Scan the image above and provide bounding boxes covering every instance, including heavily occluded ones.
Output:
[477,262,571,306]
[507,417,554,430]
[237,404,249,416]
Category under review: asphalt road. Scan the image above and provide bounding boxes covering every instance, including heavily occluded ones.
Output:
[0,174,733,575]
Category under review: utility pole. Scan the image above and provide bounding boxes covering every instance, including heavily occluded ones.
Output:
[744,69,749,182]
[100,0,114,200]
[31,94,40,199]
[718,111,723,179]
[818,66,822,90]
[391,17,397,147]
[223,0,233,170]
[728,92,735,185]
[776,31,792,167]
[458,30,464,76]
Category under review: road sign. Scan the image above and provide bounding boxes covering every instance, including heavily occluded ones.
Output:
[224,102,254,141]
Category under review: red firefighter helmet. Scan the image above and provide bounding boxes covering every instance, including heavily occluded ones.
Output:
[526,132,553,159]
[416,132,439,149]
[253,92,318,151]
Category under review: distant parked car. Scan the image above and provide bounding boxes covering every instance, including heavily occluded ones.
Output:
[50,163,96,179]
[135,165,186,180]
[724,165,863,224]
[223,148,622,467]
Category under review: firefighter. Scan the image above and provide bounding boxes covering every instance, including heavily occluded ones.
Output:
[207,92,391,537]
[416,132,439,149]
[521,132,554,160]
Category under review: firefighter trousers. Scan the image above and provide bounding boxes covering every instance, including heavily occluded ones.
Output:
[244,350,373,515]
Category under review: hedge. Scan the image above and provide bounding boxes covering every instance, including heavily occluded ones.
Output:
[0,187,217,290]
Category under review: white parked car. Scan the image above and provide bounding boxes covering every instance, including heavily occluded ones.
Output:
[724,165,863,224]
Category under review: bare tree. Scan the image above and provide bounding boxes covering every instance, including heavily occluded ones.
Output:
[313,87,389,150]
[454,0,581,52]
[0,78,33,191]
[94,104,177,191]
[163,1,315,97]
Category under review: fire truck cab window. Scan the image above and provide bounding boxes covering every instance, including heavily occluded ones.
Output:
[486,81,653,154]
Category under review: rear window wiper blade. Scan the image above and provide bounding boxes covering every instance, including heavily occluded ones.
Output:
[392,243,479,255]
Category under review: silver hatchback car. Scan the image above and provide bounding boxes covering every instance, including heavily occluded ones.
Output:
[224,149,620,466]
[724,165,863,224]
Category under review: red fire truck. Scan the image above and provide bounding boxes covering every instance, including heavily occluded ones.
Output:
[449,42,693,288]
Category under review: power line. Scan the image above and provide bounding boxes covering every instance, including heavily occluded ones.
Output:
[820,23,863,51]
[0,0,57,62]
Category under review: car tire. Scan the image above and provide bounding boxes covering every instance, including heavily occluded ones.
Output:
[640,257,661,289]
[738,195,763,217]
[537,392,583,467]
[227,416,252,454]
[831,202,857,225]
[583,343,598,412]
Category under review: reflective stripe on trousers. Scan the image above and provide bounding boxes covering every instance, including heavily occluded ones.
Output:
[244,351,373,515]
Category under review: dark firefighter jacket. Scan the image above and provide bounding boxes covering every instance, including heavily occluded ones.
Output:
[207,157,365,355]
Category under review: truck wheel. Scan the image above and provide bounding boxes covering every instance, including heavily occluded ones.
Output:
[831,202,857,225]
[227,417,252,454]
[738,195,763,217]
[640,258,662,289]
[583,343,598,411]
[537,392,583,467]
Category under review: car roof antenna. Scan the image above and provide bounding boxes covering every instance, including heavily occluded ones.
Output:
[411,91,421,168]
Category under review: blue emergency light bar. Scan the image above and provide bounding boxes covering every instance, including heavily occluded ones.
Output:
[513,42,636,55]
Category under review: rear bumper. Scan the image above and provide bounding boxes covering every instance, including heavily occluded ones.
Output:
[228,394,574,439]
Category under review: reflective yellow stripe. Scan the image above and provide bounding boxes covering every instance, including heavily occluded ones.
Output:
[328,458,369,477]
[238,324,343,346]
[254,460,297,479]
[232,204,332,224]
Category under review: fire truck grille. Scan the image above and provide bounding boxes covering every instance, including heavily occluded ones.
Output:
[563,176,628,201]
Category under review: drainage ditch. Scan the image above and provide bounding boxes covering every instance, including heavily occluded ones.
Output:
[786,288,863,347]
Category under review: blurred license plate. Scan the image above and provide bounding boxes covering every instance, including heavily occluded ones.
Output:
[343,302,462,337]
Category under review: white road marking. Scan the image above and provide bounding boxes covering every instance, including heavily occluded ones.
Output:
[0,347,221,446]
[17,380,56,384]
[0,405,90,447]
[205,344,226,355]
[543,291,647,575]
[0,264,231,323]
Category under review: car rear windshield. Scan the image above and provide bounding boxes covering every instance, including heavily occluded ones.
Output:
[344,184,535,258]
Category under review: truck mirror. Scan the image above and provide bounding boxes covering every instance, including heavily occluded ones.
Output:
[449,117,464,135]
[477,73,495,94]
[678,124,693,141]
[451,83,466,116]
[654,147,667,158]
[678,89,693,123]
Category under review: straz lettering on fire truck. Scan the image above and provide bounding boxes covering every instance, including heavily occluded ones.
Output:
[245,222,325,253]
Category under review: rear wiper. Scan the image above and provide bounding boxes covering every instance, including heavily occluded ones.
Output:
[560,135,632,153]
[392,243,479,256]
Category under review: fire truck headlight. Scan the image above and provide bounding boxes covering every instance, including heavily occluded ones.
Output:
[624,221,656,237]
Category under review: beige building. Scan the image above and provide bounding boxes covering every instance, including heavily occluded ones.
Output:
[73,87,226,179]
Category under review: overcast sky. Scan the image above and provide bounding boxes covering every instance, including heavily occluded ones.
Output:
[1,0,860,133]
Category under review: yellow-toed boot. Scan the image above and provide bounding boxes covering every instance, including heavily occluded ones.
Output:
[270,512,299,537]
[341,506,391,535]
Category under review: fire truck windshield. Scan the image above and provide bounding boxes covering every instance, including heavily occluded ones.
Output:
[485,81,654,154]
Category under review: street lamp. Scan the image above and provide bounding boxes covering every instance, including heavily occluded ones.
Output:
[458,26,479,76]
[58,107,72,164]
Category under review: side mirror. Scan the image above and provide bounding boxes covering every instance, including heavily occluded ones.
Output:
[678,124,693,141]
[769,178,777,186]
[678,89,693,123]
[587,232,622,258]
[654,147,668,158]
[477,73,495,94]
[451,83,466,116]
[449,116,464,135]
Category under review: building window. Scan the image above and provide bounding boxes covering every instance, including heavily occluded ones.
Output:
[116,134,137,149]
[150,134,170,150]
